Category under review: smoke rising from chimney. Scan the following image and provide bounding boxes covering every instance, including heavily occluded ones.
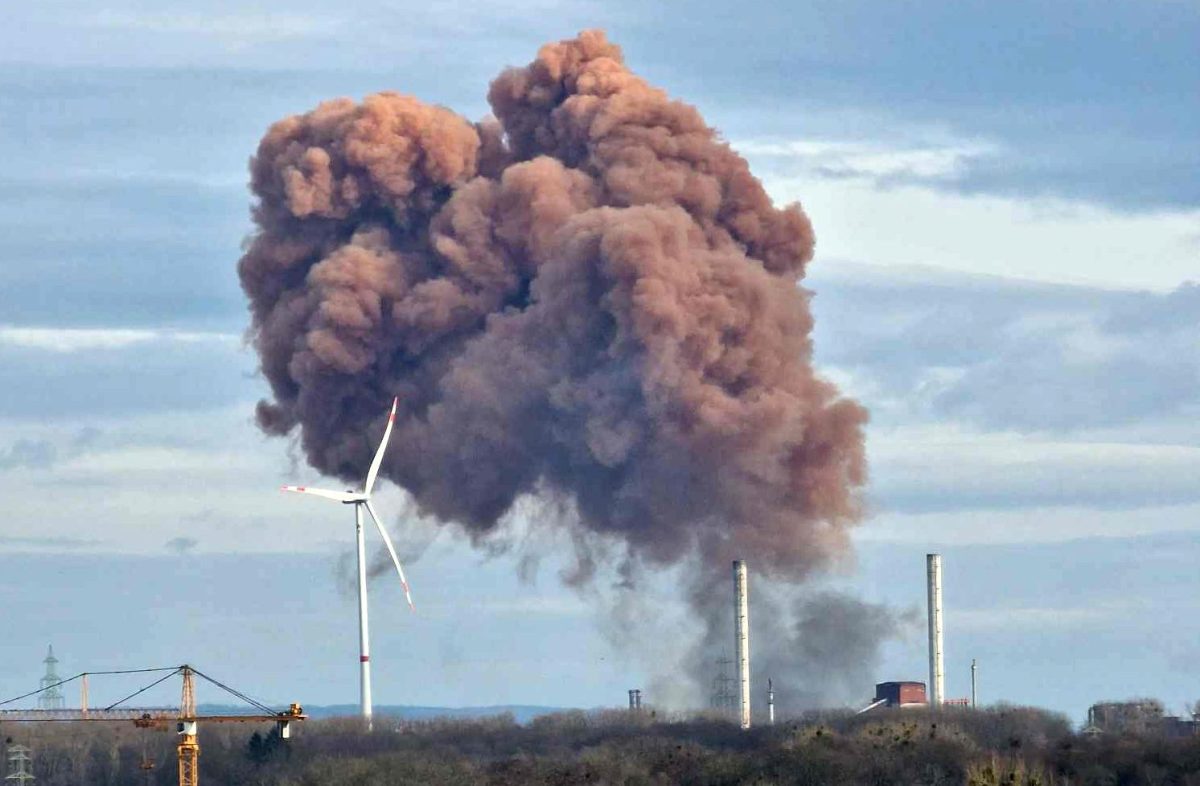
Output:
[240,30,870,695]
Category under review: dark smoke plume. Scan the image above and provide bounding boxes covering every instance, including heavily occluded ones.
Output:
[241,31,872,696]
[240,29,866,580]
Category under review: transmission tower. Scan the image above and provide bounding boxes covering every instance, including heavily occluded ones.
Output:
[710,656,737,712]
[36,646,64,711]
[5,744,34,783]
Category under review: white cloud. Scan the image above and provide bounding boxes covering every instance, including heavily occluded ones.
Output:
[862,421,1200,515]
[871,423,1200,471]
[855,503,1200,546]
[736,137,998,181]
[950,601,1142,632]
[0,404,306,554]
[84,10,334,44]
[0,326,237,353]
[752,148,1199,291]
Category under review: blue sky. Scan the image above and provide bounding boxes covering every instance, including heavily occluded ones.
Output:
[0,1,1196,722]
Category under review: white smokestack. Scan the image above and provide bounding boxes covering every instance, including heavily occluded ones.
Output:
[733,560,751,729]
[926,553,945,707]
[767,678,775,725]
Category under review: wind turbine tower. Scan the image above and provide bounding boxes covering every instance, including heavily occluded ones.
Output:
[281,398,415,727]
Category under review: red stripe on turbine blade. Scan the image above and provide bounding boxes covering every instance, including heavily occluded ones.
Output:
[360,655,369,663]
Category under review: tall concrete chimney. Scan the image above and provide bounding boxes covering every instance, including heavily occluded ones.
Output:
[733,560,751,729]
[926,553,945,707]
[767,678,775,725]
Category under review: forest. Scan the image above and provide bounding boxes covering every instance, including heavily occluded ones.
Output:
[4,705,1200,786]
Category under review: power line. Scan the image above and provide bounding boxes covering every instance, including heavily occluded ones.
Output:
[1,665,285,716]
[190,667,277,715]
[104,669,184,711]
[0,667,183,707]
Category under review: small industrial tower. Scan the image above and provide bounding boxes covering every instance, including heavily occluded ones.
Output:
[733,560,751,729]
[926,555,945,707]
[5,744,35,784]
[37,646,65,711]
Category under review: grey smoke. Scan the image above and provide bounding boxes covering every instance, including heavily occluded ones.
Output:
[691,582,918,714]
[165,536,199,554]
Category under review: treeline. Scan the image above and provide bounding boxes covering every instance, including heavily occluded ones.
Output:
[3,705,1199,785]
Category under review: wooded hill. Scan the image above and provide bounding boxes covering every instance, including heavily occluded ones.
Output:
[4,704,1199,785]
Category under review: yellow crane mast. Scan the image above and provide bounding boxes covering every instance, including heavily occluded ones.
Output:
[178,667,199,786]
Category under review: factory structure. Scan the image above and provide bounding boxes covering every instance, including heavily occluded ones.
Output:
[874,681,928,708]
[854,553,974,716]
[1084,700,1200,738]
[725,553,960,724]
[726,553,963,725]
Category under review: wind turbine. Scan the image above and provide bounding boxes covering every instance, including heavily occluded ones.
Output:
[280,397,414,725]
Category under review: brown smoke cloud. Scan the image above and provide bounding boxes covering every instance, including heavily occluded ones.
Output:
[239,30,866,590]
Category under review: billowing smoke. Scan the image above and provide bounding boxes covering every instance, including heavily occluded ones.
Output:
[240,30,872,704]
[700,579,917,713]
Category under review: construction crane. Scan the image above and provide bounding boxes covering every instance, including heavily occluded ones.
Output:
[0,664,306,786]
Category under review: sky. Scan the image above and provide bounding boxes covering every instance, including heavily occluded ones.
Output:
[0,1,1196,723]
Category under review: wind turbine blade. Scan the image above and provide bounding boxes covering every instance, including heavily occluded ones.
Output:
[363,397,398,497]
[365,500,415,612]
[280,485,358,503]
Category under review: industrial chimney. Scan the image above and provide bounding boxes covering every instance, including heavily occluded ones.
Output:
[733,560,751,729]
[926,553,945,707]
[767,678,775,725]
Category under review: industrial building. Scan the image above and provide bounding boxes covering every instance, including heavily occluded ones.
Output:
[875,681,928,708]
[1086,700,1199,738]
